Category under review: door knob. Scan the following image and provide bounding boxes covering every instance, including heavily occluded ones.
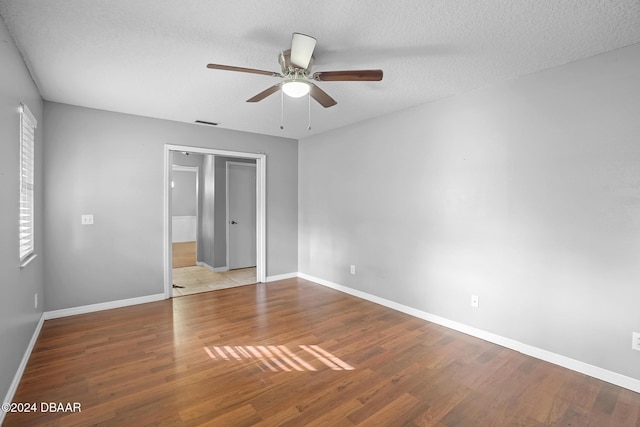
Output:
[231,221,237,224]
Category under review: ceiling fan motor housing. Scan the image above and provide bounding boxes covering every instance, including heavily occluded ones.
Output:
[279,50,313,76]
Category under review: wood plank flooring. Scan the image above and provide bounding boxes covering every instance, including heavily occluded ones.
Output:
[172,241,196,268]
[4,278,640,426]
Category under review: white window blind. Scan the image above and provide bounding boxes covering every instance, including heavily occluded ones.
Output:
[19,103,37,262]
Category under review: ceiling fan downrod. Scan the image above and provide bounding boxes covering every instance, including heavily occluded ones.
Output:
[280,90,285,130]
[308,91,312,131]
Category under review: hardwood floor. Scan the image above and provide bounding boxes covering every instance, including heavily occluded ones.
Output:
[5,278,640,426]
[172,241,196,268]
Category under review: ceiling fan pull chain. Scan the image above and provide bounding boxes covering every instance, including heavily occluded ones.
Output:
[307,91,312,130]
[280,89,285,130]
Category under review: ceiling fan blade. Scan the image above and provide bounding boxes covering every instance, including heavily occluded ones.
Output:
[309,83,337,108]
[290,33,317,69]
[246,83,283,103]
[207,64,281,77]
[313,69,383,82]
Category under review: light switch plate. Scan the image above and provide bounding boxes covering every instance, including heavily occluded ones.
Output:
[81,214,94,225]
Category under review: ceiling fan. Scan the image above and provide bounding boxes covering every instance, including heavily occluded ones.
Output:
[207,33,383,108]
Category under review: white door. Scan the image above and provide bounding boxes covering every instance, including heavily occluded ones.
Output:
[227,162,256,270]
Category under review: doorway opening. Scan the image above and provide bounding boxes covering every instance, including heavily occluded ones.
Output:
[164,145,266,299]
[171,164,198,269]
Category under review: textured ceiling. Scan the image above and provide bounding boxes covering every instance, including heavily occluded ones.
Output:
[1,0,640,139]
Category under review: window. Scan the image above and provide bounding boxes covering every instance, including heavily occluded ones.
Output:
[19,103,37,263]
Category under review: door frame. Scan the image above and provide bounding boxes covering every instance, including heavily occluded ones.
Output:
[163,144,266,299]
[226,161,257,270]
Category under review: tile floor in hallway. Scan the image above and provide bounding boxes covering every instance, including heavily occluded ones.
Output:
[172,265,257,296]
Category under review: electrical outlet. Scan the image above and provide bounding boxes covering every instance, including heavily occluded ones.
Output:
[350,265,356,275]
[471,295,479,308]
[81,214,94,225]
[34,293,38,309]
[632,332,640,351]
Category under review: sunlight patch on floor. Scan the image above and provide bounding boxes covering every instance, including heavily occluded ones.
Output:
[203,345,355,372]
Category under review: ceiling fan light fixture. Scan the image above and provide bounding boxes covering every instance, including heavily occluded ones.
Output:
[282,80,310,98]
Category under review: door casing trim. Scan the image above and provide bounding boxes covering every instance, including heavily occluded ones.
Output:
[163,144,266,299]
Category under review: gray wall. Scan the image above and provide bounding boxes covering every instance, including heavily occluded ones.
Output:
[201,154,215,267]
[0,18,45,400]
[298,43,640,380]
[44,102,298,311]
[171,170,197,217]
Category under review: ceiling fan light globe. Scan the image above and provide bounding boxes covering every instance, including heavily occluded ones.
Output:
[282,81,310,98]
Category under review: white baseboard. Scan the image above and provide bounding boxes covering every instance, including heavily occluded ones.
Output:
[266,272,299,282]
[298,272,640,394]
[44,293,166,320]
[1,313,45,426]
[196,261,215,272]
[195,262,229,273]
